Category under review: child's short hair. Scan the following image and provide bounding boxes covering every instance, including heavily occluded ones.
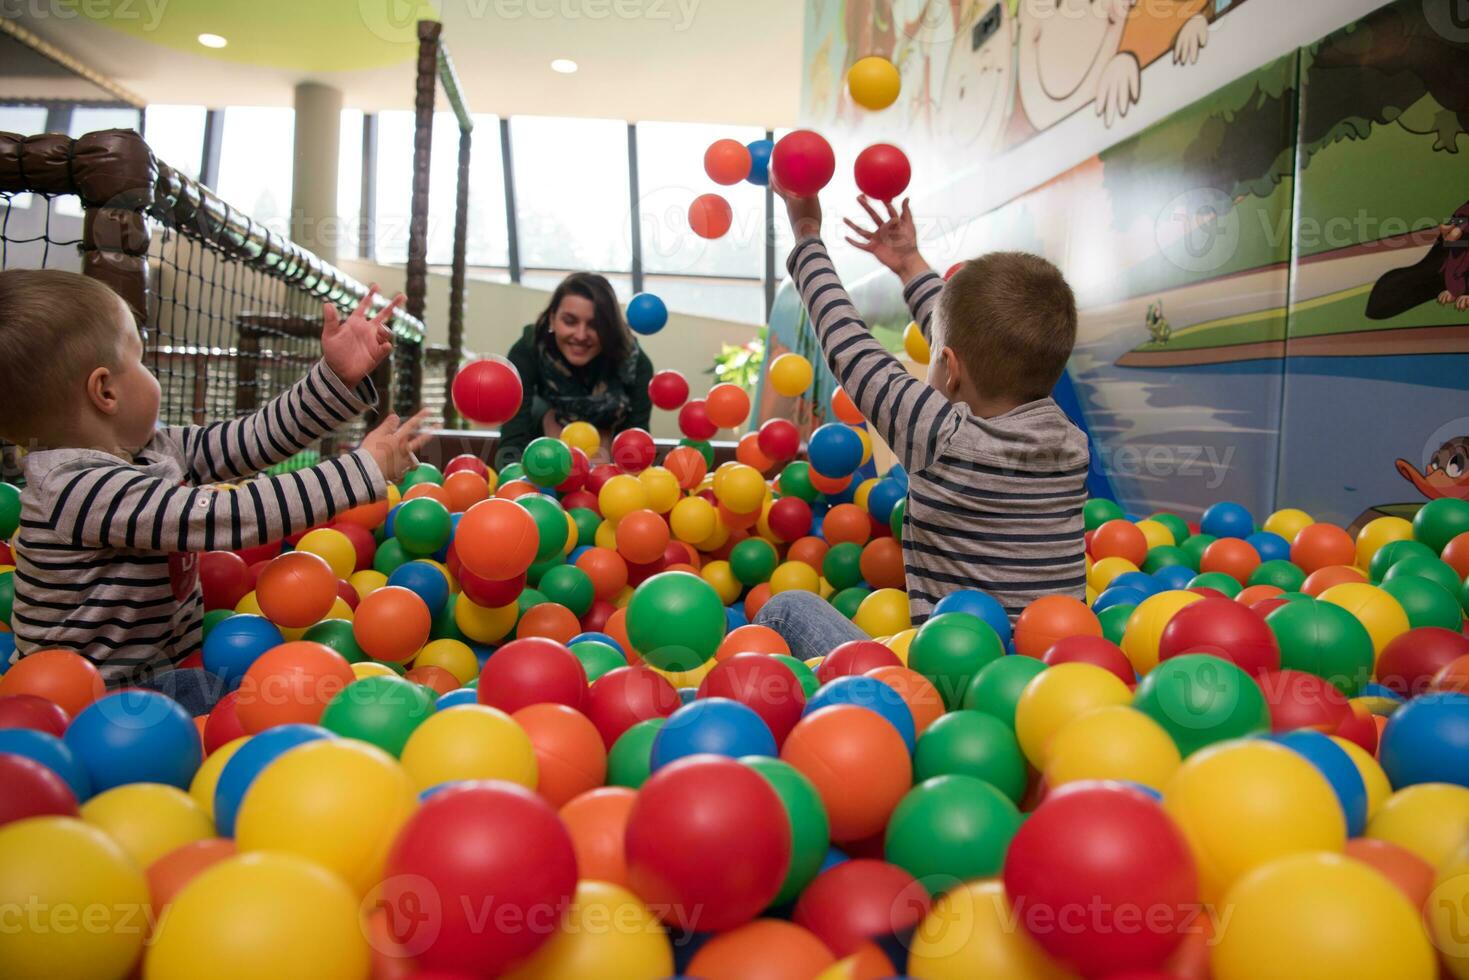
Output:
[0,269,129,443]
[939,252,1077,402]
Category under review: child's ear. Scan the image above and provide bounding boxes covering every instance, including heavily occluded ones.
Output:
[940,347,965,398]
[86,366,120,416]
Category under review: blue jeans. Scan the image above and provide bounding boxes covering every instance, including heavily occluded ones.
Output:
[754,591,866,661]
[137,667,227,717]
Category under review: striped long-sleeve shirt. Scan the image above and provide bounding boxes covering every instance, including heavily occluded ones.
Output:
[11,360,387,684]
[790,238,1089,624]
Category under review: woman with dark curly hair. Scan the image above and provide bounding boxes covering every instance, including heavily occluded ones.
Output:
[495,272,654,468]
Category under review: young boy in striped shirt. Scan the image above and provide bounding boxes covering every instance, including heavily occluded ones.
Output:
[0,270,431,708]
[756,190,1089,661]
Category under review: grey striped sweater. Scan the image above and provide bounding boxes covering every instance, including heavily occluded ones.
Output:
[11,360,386,684]
[790,238,1088,624]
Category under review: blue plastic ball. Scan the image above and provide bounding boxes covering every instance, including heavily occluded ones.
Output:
[819,845,850,874]
[932,590,1012,648]
[0,631,14,675]
[627,293,669,336]
[1108,571,1163,599]
[569,631,623,654]
[1379,691,1469,789]
[1200,501,1254,540]
[807,424,865,479]
[1268,729,1368,835]
[725,605,749,631]
[805,675,916,753]
[214,723,334,835]
[649,697,777,771]
[387,560,451,616]
[678,687,698,705]
[0,727,91,800]
[202,614,284,689]
[1245,531,1291,563]
[435,688,478,709]
[866,478,905,523]
[64,690,202,794]
[1094,585,1149,613]
[745,139,774,186]
[1153,565,1196,591]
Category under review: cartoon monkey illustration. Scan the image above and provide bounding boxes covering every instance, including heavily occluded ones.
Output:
[1367,201,1469,319]
[1397,436,1469,501]
[939,0,1020,153]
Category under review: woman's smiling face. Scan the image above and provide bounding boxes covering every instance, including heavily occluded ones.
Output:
[551,294,602,367]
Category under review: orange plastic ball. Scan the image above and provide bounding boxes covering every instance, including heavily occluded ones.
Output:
[716,624,792,662]
[705,139,753,185]
[736,433,775,474]
[335,499,390,531]
[781,704,912,843]
[808,469,853,496]
[576,547,629,601]
[352,585,432,662]
[664,446,709,490]
[1302,564,1367,597]
[402,483,452,507]
[1431,654,1469,694]
[404,665,460,695]
[831,387,864,425]
[706,383,752,430]
[859,538,905,590]
[234,640,357,732]
[616,510,671,565]
[865,665,944,736]
[822,504,872,547]
[513,703,608,808]
[1090,519,1148,566]
[1291,523,1355,574]
[1236,584,1284,606]
[560,787,637,889]
[744,583,773,621]
[517,603,582,645]
[719,504,762,532]
[0,647,105,717]
[496,479,539,500]
[457,498,540,581]
[1441,531,1469,580]
[689,920,836,980]
[605,607,640,664]
[1200,537,1262,584]
[788,536,830,570]
[1013,594,1102,658]
[255,551,338,628]
[146,838,236,912]
[443,470,490,513]
[1342,837,1435,910]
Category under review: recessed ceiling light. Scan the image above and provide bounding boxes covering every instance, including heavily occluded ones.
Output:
[550,59,578,75]
[197,33,228,48]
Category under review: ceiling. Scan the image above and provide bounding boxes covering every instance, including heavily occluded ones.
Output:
[3,0,805,127]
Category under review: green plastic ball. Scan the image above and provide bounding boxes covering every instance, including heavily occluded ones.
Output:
[772,654,819,699]
[569,507,601,548]
[961,654,1047,729]
[1133,653,1269,756]
[1084,498,1125,532]
[538,564,595,617]
[830,586,871,621]
[1098,603,1135,646]
[1413,497,1469,554]
[1381,575,1463,631]
[394,497,453,556]
[1188,571,1242,598]
[1369,539,1436,583]
[910,613,1005,710]
[778,462,818,503]
[517,494,568,562]
[303,618,367,663]
[822,542,865,591]
[913,709,1027,803]
[743,756,830,907]
[521,437,574,487]
[569,640,626,682]
[429,594,464,642]
[319,675,435,756]
[202,608,234,638]
[398,462,443,491]
[0,569,12,626]
[1249,559,1306,592]
[372,538,412,576]
[607,717,665,788]
[678,438,715,469]
[0,481,19,539]
[1148,512,1191,545]
[1179,534,1216,571]
[885,775,1023,894]
[626,571,726,671]
[1383,555,1463,597]
[1142,545,1191,575]
[516,588,548,616]
[729,538,779,587]
[889,497,906,541]
[1264,598,1374,695]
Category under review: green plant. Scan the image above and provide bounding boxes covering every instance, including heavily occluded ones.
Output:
[709,324,766,390]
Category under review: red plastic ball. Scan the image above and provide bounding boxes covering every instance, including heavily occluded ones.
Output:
[1090,520,1148,566]
[757,418,802,464]
[329,521,377,571]
[581,599,616,634]
[0,753,79,827]
[201,690,246,755]
[698,652,808,746]
[452,355,523,426]
[0,693,71,737]
[705,139,752,185]
[1258,668,1352,733]
[584,665,682,749]
[649,370,691,411]
[459,568,526,608]
[816,641,902,684]
[478,638,588,714]
[1157,597,1280,677]
[853,143,912,201]
[943,262,965,280]
[382,782,577,974]
[584,464,623,498]
[199,551,250,611]
[1003,784,1199,976]
[234,539,283,567]
[625,755,791,932]
[611,428,657,473]
[771,130,836,197]
[793,859,930,958]
[678,399,718,441]
[1374,626,1469,698]
[1042,635,1135,687]
[560,489,600,513]
[444,453,490,479]
[689,193,734,240]
[767,496,814,542]
[555,447,591,494]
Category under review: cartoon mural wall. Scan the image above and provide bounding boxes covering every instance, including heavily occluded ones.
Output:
[764,0,1469,528]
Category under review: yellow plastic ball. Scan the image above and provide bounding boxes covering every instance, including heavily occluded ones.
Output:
[1354,516,1414,570]
[144,852,369,980]
[563,510,579,555]
[1328,735,1391,820]
[1318,582,1410,658]
[352,661,398,680]
[483,466,500,495]
[1365,782,1469,867]
[400,704,537,793]
[295,528,356,580]
[1014,662,1132,767]
[503,880,674,979]
[1087,555,1139,593]
[715,463,766,514]
[907,879,1073,980]
[1211,852,1435,980]
[671,497,717,544]
[349,569,388,601]
[1085,584,1098,606]
[1134,518,1175,550]
[701,560,742,605]
[903,320,931,364]
[885,628,917,666]
[0,817,150,980]
[595,517,620,551]
[1121,590,1205,676]
[413,638,479,685]
[1430,843,1469,979]
[847,55,901,111]
[1163,740,1345,902]
[1263,507,1313,541]
[235,590,263,616]
[323,596,354,623]
[853,477,879,512]
[1044,705,1181,791]
[638,466,681,514]
[81,783,214,869]
[235,739,417,896]
[854,426,873,466]
[599,474,649,523]
[454,595,519,644]
[854,588,911,638]
[385,482,402,508]
[561,420,602,457]
[770,560,820,595]
[696,518,731,553]
[191,736,248,819]
[768,353,814,398]
[755,498,779,542]
[651,658,716,690]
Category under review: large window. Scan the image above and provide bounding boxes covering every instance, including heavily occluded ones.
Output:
[69,106,141,137]
[338,109,363,256]
[143,105,207,179]
[511,116,632,274]
[216,107,295,238]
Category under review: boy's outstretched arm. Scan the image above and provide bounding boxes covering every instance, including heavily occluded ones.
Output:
[160,288,405,484]
[778,189,959,475]
[845,196,944,341]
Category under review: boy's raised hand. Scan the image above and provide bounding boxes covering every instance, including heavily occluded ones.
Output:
[361,408,433,483]
[845,196,930,284]
[322,285,405,388]
[771,174,824,241]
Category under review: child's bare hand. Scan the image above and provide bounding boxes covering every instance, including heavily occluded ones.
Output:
[362,409,433,484]
[845,196,930,283]
[771,175,824,241]
[323,285,405,388]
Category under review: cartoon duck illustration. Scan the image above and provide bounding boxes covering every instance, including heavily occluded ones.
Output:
[1397,436,1469,500]
[1367,200,1469,319]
